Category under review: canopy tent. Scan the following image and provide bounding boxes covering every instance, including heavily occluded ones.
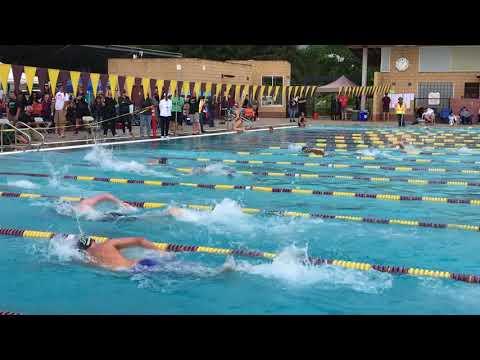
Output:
[315,75,357,93]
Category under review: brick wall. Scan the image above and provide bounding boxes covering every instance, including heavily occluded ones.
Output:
[372,46,480,121]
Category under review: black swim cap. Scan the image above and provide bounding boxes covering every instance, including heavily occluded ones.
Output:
[77,235,93,250]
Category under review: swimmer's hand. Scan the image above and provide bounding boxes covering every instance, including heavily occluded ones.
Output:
[166,207,185,218]
[120,202,136,212]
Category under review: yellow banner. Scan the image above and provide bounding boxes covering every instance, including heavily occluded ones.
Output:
[70,71,81,97]
[205,82,212,96]
[90,73,100,97]
[157,79,164,95]
[194,81,201,97]
[0,64,10,92]
[233,85,238,101]
[182,81,189,95]
[225,83,233,97]
[273,86,280,100]
[125,75,135,98]
[215,83,222,97]
[142,77,150,97]
[108,74,118,97]
[169,80,178,95]
[24,66,36,93]
[48,68,60,92]
[260,85,266,98]
[304,86,311,97]
[252,85,259,99]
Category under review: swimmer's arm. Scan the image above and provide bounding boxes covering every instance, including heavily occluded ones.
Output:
[111,237,160,251]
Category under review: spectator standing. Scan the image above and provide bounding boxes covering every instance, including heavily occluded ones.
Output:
[91,94,105,133]
[158,93,172,138]
[103,89,117,137]
[207,96,215,127]
[198,96,207,133]
[118,91,133,136]
[7,93,20,124]
[171,91,184,135]
[395,97,406,127]
[140,93,154,137]
[53,86,70,137]
[298,97,307,117]
[338,94,349,120]
[41,93,53,131]
[382,93,391,121]
[251,97,259,121]
[288,97,298,122]
[74,94,91,134]
[189,93,199,128]
[182,99,190,128]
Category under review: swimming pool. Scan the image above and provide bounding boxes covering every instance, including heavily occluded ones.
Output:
[2,125,480,314]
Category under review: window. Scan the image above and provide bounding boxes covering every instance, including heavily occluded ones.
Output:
[380,47,391,72]
[464,83,480,99]
[417,82,453,111]
[261,75,283,106]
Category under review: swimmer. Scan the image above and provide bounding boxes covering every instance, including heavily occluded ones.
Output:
[301,146,325,156]
[69,193,185,222]
[73,234,235,273]
[76,193,134,213]
[268,126,274,133]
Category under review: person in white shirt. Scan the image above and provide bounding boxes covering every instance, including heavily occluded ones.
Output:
[158,93,172,138]
[54,86,70,137]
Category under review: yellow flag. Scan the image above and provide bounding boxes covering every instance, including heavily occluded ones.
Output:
[182,81,189,95]
[157,79,164,95]
[169,80,177,96]
[304,86,311,97]
[141,77,150,97]
[266,86,271,97]
[215,83,222,97]
[194,81,201,97]
[24,66,36,94]
[225,83,233,97]
[0,64,10,93]
[233,85,238,101]
[48,68,60,92]
[125,75,135,98]
[70,71,81,97]
[108,74,118,97]
[273,86,280,101]
[205,82,212,96]
[260,85,266,98]
[252,85,259,99]
[90,73,100,97]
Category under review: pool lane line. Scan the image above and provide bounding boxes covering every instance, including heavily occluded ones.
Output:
[152,156,480,175]
[173,166,480,188]
[2,189,480,234]
[3,171,480,208]
[2,226,479,285]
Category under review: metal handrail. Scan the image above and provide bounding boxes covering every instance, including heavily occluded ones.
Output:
[0,121,32,152]
[16,121,45,149]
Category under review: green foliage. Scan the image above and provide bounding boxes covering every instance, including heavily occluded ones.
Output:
[138,45,377,86]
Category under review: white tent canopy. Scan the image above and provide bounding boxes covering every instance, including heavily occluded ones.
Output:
[315,75,357,93]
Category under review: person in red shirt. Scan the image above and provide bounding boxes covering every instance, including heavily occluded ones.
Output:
[338,95,349,120]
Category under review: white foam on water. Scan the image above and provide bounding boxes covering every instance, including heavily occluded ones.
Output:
[193,163,233,177]
[53,199,137,221]
[6,180,39,189]
[457,147,478,155]
[42,234,87,263]
[357,148,382,157]
[84,145,171,177]
[233,245,392,293]
[288,143,303,152]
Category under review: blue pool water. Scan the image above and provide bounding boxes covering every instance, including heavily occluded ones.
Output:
[2,125,480,314]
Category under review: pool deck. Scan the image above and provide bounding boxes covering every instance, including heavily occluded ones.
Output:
[1,116,477,154]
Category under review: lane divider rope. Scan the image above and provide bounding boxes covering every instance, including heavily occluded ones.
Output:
[2,226,480,285]
[2,171,480,207]
[152,156,480,175]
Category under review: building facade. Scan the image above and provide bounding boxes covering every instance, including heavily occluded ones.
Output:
[108,58,291,118]
[372,46,480,120]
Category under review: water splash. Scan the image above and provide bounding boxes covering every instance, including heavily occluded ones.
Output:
[6,180,40,189]
[84,145,171,177]
[288,143,303,152]
[234,245,392,293]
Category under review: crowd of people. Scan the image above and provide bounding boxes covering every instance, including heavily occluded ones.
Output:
[0,84,265,140]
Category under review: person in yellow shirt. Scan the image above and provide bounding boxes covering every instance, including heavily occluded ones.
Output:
[395,97,406,127]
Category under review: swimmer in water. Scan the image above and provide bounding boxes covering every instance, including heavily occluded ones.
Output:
[72,234,235,272]
[71,193,185,221]
[301,146,325,156]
